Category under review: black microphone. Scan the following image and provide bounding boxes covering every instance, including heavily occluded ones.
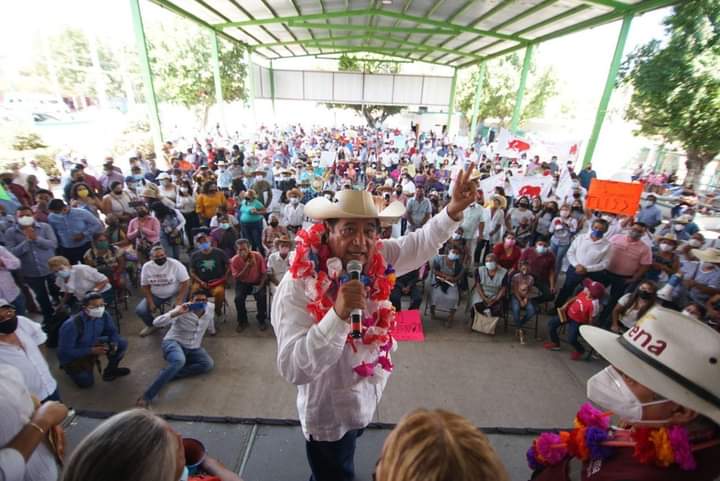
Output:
[347,260,363,339]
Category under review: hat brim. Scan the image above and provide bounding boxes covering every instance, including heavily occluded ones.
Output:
[305,197,406,220]
[580,323,720,425]
[691,249,720,263]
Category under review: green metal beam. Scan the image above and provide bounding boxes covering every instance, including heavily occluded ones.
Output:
[286,22,458,35]
[258,0,310,56]
[417,0,517,62]
[510,44,533,134]
[129,0,163,157]
[469,62,486,138]
[209,30,224,125]
[456,0,681,68]
[377,0,417,52]
[447,68,458,134]
[582,14,633,168]
[389,0,449,62]
[315,55,413,63]
[580,0,630,9]
[269,59,275,113]
[223,0,295,57]
[214,9,373,29]
[277,45,450,66]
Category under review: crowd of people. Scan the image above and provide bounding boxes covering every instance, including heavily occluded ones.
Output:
[0,123,719,481]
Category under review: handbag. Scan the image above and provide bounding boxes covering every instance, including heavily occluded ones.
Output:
[471,310,499,335]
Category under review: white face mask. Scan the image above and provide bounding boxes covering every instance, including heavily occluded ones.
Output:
[451,233,461,240]
[17,216,34,227]
[290,197,299,205]
[659,243,673,252]
[681,308,696,318]
[485,261,496,270]
[255,175,264,181]
[689,239,702,248]
[674,224,685,231]
[87,306,105,318]
[448,252,460,261]
[536,245,546,254]
[586,366,671,423]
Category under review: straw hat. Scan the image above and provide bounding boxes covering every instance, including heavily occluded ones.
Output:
[286,188,302,198]
[656,233,678,244]
[305,190,405,220]
[142,185,159,198]
[675,215,692,224]
[376,185,394,193]
[274,234,292,246]
[580,306,720,424]
[691,248,720,264]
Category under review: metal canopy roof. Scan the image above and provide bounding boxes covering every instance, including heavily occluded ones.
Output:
[150,0,677,68]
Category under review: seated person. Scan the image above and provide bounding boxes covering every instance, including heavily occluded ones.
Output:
[231,238,268,332]
[57,293,129,387]
[48,255,113,311]
[492,233,521,270]
[471,253,508,317]
[544,280,604,360]
[189,233,229,320]
[429,247,464,328]
[509,259,536,344]
[83,231,127,293]
[390,267,423,312]
[611,281,657,332]
[136,289,215,408]
[209,214,239,258]
[266,235,292,296]
[519,238,556,304]
[681,301,705,321]
[136,245,191,337]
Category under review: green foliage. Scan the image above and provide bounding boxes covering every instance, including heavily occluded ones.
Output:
[11,133,47,151]
[619,0,720,186]
[456,53,557,131]
[324,54,405,127]
[112,117,154,158]
[34,154,61,178]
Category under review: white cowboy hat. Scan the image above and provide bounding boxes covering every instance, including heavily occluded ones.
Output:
[580,307,720,424]
[304,190,405,220]
[692,248,720,264]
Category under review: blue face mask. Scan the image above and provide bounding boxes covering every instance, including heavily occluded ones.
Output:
[134,175,144,181]
[188,301,207,312]
[57,269,71,279]
[198,242,210,251]
[591,229,605,239]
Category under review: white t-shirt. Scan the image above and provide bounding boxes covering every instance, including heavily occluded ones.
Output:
[140,257,190,298]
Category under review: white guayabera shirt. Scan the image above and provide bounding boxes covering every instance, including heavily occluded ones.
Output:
[272,209,460,441]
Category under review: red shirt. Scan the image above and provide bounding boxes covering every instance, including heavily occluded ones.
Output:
[565,291,597,324]
[520,248,556,282]
[492,243,521,270]
[230,252,266,284]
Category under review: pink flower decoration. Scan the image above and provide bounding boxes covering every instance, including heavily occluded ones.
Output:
[669,425,696,470]
[576,402,610,430]
[535,432,567,465]
[377,356,393,371]
[353,361,376,377]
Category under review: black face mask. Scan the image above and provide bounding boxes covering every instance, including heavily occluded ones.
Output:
[638,290,654,300]
[0,316,18,334]
[519,203,529,208]
[154,257,167,266]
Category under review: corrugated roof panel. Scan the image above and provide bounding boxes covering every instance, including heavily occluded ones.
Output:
[476,0,550,30]
[169,0,227,23]
[519,6,609,39]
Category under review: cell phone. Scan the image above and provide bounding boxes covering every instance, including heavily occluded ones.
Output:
[187,302,206,310]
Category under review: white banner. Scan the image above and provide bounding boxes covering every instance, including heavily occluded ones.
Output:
[509,175,554,200]
[479,173,506,200]
[553,167,574,204]
[495,128,532,157]
[319,150,335,167]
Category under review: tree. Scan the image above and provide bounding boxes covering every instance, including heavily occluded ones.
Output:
[146,18,247,128]
[324,55,406,127]
[619,0,720,187]
[456,53,557,133]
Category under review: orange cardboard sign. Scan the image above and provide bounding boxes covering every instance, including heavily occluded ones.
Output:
[585,179,643,216]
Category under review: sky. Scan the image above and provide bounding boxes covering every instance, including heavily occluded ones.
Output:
[0,1,674,176]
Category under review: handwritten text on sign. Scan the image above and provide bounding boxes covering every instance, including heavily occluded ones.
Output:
[393,310,425,342]
[585,179,643,216]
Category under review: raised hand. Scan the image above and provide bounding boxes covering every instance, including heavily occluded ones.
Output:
[447,163,478,220]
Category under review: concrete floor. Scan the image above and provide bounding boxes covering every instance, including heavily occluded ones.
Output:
[48,288,604,430]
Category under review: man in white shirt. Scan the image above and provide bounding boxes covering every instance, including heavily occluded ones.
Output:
[0,300,59,402]
[460,190,485,269]
[282,188,305,234]
[271,166,477,481]
[136,290,215,408]
[555,218,611,306]
[136,245,191,337]
[267,235,292,296]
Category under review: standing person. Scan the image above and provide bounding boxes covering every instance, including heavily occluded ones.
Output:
[101,181,139,227]
[549,204,578,275]
[237,189,266,254]
[189,233,229,321]
[150,201,185,260]
[404,187,432,232]
[0,300,59,402]
[577,163,596,190]
[482,194,505,262]
[636,194,663,232]
[5,207,58,334]
[506,196,535,247]
[271,166,475,481]
[31,189,53,223]
[47,199,104,265]
[231,239,268,332]
[176,179,198,248]
[135,246,191,337]
[136,290,215,408]
[250,170,273,208]
[282,188,305,235]
[195,182,226,226]
[459,190,485,269]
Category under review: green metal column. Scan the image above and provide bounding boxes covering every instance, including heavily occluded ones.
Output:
[446,67,458,135]
[210,30,224,128]
[469,62,486,139]
[129,0,163,159]
[269,60,276,114]
[244,48,256,124]
[582,14,633,168]
[510,44,534,134]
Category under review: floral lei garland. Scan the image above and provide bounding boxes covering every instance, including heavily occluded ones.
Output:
[289,223,397,378]
[527,403,697,471]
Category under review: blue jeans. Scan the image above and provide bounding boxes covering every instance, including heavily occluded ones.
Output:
[306,429,364,481]
[510,297,536,327]
[241,221,264,254]
[11,292,26,317]
[550,241,570,275]
[66,337,129,388]
[142,339,214,402]
[160,233,181,259]
[135,295,175,327]
[548,316,584,353]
